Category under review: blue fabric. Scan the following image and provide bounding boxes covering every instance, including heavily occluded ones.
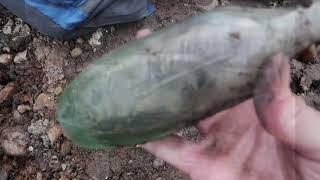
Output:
[46,0,86,6]
[25,0,88,30]
[146,1,156,16]
[1,0,156,39]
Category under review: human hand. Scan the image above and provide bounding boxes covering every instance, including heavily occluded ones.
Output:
[141,52,320,180]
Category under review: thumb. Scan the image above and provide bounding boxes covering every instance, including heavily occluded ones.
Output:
[254,53,320,160]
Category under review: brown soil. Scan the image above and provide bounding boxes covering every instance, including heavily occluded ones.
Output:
[0,0,320,180]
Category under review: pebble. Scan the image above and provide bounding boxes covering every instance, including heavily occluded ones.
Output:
[152,159,165,169]
[13,110,21,121]
[28,146,34,152]
[54,86,63,95]
[14,50,27,64]
[2,19,13,35]
[27,119,48,136]
[70,47,82,58]
[0,169,8,180]
[89,28,103,51]
[33,93,55,111]
[47,124,63,144]
[36,172,43,180]
[17,105,31,113]
[76,37,84,44]
[196,0,219,11]
[61,164,67,171]
[13,24,30,37]
[1,128,28,156]
[0,54,13,65]
[60,140,72,155]
[110,26,116,34]
[0,82,15,105]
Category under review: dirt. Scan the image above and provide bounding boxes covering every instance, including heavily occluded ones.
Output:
[0,0,320,180]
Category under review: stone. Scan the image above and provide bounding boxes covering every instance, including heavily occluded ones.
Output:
[33,93,55,111]
[14,50,27,64]
[54,86,63,95]
[89,28,103,51]
[61,164,67,171]
[17,105,31,113]
[1,128,28,156]
[110,26,116,34]
[60,140,72,155]
[0,83,15,105]
[36,172,43,180]
[152,159,165,169]
[47,124,63,144]
[196,0,219,11]
[76,37,84,44]
[28,146,34,152]
[0,54,13,65]
[27,120,48,136]
[13,110,21,121]
[70,47,82,58]
[13,24,30,37]
[2,19,13,35]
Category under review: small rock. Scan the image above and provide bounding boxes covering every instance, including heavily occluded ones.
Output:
[14,50,27,64]
[23,95,31,103]
[196,0,219,11]
[61,164,67,171]
[110,26,116,34]
[48,124,63,144]
[33,93,55,111]
[0,169,8,180]
[13,24,30,37]
[28,146,34,152]
[89,28,103,51]
[0,82,15,105]
[70,47,82,58]
[60,140,72,155]
[2,19,13,35]
[0,54,13,65]
[152,159,165,169]
[27,119,48,135]
[17,105,31,113]
[36,172,43,180]
[13,110,21,121]
[1,128,28,156]
[76,38,84,44]
[54,86,63,95]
